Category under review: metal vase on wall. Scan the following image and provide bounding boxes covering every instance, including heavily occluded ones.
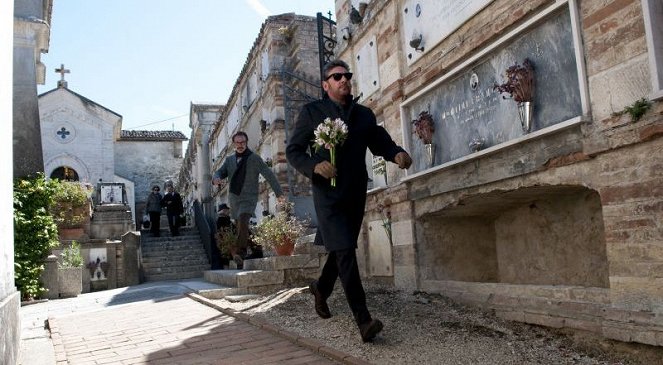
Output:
[425,143,435,168]
[518,101,533,133]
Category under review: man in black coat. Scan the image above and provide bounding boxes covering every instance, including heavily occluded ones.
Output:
[286,59,412,342]
[161,183,184,236]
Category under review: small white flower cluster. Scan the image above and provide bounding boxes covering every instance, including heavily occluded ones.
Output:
[313,117,348,151]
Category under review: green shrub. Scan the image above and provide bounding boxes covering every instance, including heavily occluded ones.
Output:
[50,180,91,228]
[13,174,60,300]
[59,240,83,268]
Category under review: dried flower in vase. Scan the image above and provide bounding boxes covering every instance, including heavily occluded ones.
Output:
[412,111,435,144]
[493,58,535,103]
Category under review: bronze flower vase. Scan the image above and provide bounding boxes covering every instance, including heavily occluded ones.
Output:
[518,101,533,133]
[424,143,435,168]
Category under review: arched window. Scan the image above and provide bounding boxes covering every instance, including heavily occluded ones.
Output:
[51,166,79,181]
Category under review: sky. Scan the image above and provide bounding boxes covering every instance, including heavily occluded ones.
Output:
[37,0,334,143]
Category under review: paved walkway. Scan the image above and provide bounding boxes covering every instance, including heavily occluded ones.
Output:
[19,279,360,365]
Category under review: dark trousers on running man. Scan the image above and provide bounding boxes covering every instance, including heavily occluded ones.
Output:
[234,213,252,256]
[316,248,372,325]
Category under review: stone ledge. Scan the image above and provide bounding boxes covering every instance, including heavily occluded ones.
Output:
[203,269,283,288]
[244,254,320,271]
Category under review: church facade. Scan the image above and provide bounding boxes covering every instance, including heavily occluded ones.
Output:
[39,80,187,224]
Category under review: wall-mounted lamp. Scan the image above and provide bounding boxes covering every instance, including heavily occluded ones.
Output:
[341,27,352,41]
[409,34,424,52]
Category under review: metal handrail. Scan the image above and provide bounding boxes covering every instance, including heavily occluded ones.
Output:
[193,200,221,269]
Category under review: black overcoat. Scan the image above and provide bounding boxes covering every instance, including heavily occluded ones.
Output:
[286,96,405,251]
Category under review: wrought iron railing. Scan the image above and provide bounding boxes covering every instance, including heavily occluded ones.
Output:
[193,200,221,269]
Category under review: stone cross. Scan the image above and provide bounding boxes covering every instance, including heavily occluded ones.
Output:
[55,64,70,88]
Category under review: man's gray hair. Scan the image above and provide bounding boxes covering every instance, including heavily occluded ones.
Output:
[322,59,350,77]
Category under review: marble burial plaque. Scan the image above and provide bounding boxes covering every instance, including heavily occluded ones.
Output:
[405,9,582,172]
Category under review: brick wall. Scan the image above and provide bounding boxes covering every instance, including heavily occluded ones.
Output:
[336,0,663,345]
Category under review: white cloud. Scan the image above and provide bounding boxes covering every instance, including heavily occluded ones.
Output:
[245,0,272,18]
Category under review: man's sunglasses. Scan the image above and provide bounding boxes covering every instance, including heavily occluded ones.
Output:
[325,72,353,81]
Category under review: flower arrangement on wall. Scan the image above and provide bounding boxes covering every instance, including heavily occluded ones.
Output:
[493,58,535,102]
[412,111,435,144]
[494,58,536,132]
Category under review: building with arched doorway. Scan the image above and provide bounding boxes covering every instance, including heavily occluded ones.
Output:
[39,78,187,224]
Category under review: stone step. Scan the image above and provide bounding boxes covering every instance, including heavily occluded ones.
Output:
[141,235,202,244]
[143,264,210,276]
[143,270,207,281]
[141,257,209,269]
[203,269,284,288]
[140,225,211,282]
[243,254,321,271]
[141,245,207,255]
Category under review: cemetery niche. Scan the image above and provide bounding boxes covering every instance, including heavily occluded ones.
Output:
[404,9,582,173]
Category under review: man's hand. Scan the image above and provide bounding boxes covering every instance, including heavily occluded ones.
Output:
[212,177,221,186]
[313,161,336,179]
[394,152,412,169]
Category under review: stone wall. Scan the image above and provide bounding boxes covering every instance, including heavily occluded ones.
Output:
[338,0,663,346]
[115,140,183,221]
[206,13,321,222]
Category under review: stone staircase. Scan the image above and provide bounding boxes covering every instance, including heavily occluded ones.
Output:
[200,235,326,299]
[140,226,211,281]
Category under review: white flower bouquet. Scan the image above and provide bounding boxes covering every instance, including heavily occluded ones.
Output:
[313,117,348,187]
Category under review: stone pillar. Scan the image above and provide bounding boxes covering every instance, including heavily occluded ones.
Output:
[121,233,140,286]
[13,13,48,178]
[41,254,59,299]
[0,291,20,365]
[105,240,118,290]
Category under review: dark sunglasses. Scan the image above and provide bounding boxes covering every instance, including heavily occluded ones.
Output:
[153,188,160,191]
[325,72,353,81]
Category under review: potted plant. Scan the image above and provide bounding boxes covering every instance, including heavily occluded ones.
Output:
[50,180,92,240]
[253,202,307,256]
[494,58,535,132]
[216,227,238,265]
[58,240,83,297]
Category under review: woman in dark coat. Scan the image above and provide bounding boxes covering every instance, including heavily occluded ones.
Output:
[286,59,411,342]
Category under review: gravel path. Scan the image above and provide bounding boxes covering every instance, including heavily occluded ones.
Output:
[211,282,663,365]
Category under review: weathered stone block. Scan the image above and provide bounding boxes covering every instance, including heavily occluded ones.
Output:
[522,312,564,328]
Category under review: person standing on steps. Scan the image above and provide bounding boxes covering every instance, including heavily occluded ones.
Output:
[161,182,184,237]
[286,59,412,343]
[145,185,163,237]
[211,131,286,268]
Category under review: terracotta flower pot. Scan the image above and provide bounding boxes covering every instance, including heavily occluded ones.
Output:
[274,238,295,256]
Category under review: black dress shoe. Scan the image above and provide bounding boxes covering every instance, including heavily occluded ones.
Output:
[308,280,331,319]
[359,319,383,342]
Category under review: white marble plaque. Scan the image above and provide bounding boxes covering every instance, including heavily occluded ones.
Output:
[391,220,414,246]
[100,184,123,204]
[402,0,493,65]
[356,35,380,99]
[367,219,393,276]
[88,248,107,281]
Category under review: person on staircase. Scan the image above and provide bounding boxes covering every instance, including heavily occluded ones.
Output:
[145,185,163,237]
[161,182,184,237]
[211,131,285,268]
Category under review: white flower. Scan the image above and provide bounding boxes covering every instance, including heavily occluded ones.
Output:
[313,118,348,151]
